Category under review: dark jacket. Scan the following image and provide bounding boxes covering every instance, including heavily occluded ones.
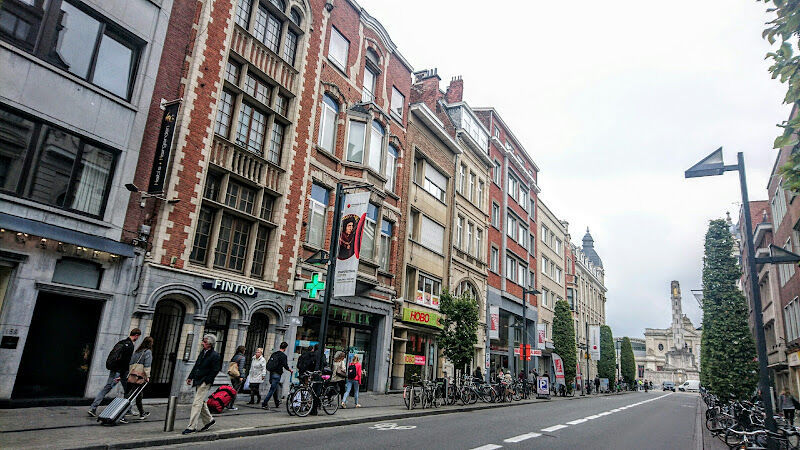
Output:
[189,348,221,387]
[268,351,290,375]
[296,351,317,375]
[111,338,135,375]
[230,353,246,378]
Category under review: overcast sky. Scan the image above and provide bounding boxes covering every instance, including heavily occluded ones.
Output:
[358,0,790,338]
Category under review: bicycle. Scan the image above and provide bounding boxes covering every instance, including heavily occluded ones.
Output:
[289,370,339,417]
[403,375,423,410]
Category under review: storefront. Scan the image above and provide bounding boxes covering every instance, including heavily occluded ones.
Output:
[390,306,442,388]
[486,289,537,381]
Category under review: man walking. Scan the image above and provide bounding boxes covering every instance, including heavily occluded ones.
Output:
[182,334,221,435]
[262,342,292,410]
[88,328,141,417]
[594,376,600,394]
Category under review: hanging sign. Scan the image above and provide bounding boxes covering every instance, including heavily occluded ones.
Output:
[334,192,370,297]
[552,353,565,383]
[589,325,601,361]
[536,328,546,350]
[147,101,180,193]
[488,306,500,340]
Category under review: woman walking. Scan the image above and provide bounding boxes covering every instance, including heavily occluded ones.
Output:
[331,351,347,400]
[341,355,362,408]
[121,336,153,423]
[779,388,798,426]
[227,346,246,411]
[247,348,266,405]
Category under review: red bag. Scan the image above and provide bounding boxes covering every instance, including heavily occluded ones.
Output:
[206,385,237,413]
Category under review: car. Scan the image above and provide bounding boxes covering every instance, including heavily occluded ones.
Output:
[678,380,700,392]
[662,381,675,392]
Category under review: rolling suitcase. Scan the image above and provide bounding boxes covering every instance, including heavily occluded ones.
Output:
[206,385,237,413]
[97,381,148,425]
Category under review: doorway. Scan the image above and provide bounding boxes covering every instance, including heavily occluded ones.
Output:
[13,293,102,398]
[244,312,269,374]
[148,300,185,398]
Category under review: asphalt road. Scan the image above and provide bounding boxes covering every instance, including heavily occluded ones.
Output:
[167,391,701,450]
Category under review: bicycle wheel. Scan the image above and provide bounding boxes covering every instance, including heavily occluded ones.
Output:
[468,389,478,404]
[291,387,313,417]
[321,386,339,415]
[403,386,412,410]
[512,387,522,401]
[480,386,496,403]
[286,387,297,416]
[410,386,417,409]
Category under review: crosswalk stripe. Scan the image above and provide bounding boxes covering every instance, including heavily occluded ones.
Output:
[504,433,542,443]
[470,445,502,450]
[541,424,568,432]
[566,419,588,425]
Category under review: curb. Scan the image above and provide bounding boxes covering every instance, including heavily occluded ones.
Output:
[74,391,630,449]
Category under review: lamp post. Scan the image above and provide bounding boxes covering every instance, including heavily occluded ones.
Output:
[522,289,541,375]
[685,148,800,439]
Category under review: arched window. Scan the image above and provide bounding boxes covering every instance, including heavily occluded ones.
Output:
[204,306,231,359]
[290,8,302,25]
[269,0,285,12]
[456,280,478,300]
[368,120,384,172]
[318,95,339,152]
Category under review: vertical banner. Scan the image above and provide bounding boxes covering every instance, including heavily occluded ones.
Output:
[536,328,546,350]
[588,325,601,361]
[552,353,565,384]
[576,362,582,382]
[333,192,370,297]
[488,306,500,340]
[148,102,181,193]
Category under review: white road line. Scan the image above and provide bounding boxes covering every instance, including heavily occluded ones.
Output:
[585,414,600,419]
[610,408,621,412]
[566,418,588,425]
[470,445,502,450]
[504,433,542,443]
[597,411,612,416]
[541,424,568,432]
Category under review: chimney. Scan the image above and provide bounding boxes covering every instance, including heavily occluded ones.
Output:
[445,76,463,103]
[411,68,441,109]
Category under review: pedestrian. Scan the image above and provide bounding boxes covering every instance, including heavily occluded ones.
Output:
[778,388,799,426]
[594,376,600,394]
[262,342,292,410]
[120,336,153,423]
[296,345,317,382]
[331,351,347,399]
[182,334,221,435]
[473,366,484,382]
[247,348,266,405]
[88,328,141,417]
[226,346,246,410]
[342,355,362,408]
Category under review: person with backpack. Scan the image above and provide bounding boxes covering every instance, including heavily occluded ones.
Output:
[88,328,141,417]
[247,348,266,405]
[120,336,153,423]
[182,334,221,435]
[261,342,292,410]
[779,388,799,426]
[341,355,362,408]
[226,346,246,411]
[296,345,317,382]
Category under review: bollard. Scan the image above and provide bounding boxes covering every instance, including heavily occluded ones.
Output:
[164,396,178,432]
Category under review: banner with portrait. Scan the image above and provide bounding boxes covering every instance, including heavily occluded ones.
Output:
[334,192,370,297]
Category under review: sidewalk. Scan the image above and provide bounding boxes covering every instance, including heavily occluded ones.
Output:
[0,391,629,449]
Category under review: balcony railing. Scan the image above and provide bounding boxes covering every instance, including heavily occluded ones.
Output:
[211,136,282,193]
[231,27,298,92]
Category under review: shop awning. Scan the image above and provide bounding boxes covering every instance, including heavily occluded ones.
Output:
[0,212,134,258]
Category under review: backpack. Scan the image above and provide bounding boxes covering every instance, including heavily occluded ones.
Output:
[347,364,357,380]
[266,352,281,373]
[105,340,127,371]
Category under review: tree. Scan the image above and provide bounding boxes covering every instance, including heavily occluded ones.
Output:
[438,289,479,381]
[553,299,577,387]
[620,337,636,385]
[598,325,616,381]
[701,219,758,400]
[759,0,800,192]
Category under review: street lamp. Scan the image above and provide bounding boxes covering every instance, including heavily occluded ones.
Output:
[685,148,800,438]
[522,288,541,376]
[125,183,180,207]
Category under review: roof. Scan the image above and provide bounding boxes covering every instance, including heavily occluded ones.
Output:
[582,228,603,268]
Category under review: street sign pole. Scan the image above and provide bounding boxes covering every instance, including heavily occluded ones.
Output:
[316,183,343,371]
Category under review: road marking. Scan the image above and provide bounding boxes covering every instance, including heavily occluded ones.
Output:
[610,408,621,412]
[504,433,541,443]
[597,411,612,416]
[471,445,502,450]
[585,414,600,419]
[369,422,417,430]
[566,418,588,425]
[541,424,568,432]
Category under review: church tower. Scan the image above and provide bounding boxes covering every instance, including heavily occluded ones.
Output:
[670,281,684,350]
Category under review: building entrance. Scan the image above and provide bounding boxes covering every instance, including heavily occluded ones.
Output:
[148,300,185,397]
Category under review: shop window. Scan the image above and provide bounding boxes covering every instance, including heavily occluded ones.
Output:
[307,183,329,248]
[204,306,230,360]
[52,258,102,289]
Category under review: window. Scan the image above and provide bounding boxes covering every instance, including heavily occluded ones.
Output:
[235,0,252,28]
[190,207,214,263]
[456,281,478,299]
[456,216,464,249]
[493,160,502,185]
[254,3,281,52]
[214,214,251,272]
[203,172,222,201]
[477,180,484,209]
[476,228,483,260]
[215,90,234,137]
[225,60,240,84]
[260,194,274,221]
[250,225,271,278]
[290,8,302,25]
[490,247,499,272]
[542,288,549,307]
[785,297,799,342]
[318,95,339,152]
[362,66,377,102]
[530,198,536,215]
[235,103,267,154]
[420,215,445,254]
[771,184,788,226]
[379,220,393,271]
[361,203,378,260]
[368,120,384,172]
[779,239,796,286]
[417,273,442,309]
[529,233,536,255]
[0,106,117,217]
[469,172,476,203]
[555,238,562,255]
[328,26,348,70]
[507,214,516,239]
[391,87,405,118]
[423,163,447,202]
[52,258,102,289]
[307,183,329,248]
[225,181,256,214]
[385,144,398,192]
[555,267,563,284]
[542,225,550,247]
[346,120,366,163]
[507,173,518,200]
[244,73,271,105]
[283,29,298,64]
[491,203,500,228]
[459,164,466,193]
[517,262,526,286]
[267,122,284,164]
[518,186,527,209]
[528,270,536,290]
[542,256,550,276]
[506,255,517,282]
[460,110,488,150]
[275,95,289,117]
[467,222,474,255]
[518,225,526,248]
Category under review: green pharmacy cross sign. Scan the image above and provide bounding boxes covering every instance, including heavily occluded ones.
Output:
[304,273,325,299]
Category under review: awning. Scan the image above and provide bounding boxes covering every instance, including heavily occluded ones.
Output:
[0,212,134,258]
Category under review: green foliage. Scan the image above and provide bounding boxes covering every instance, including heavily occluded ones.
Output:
[701,219,758,400]
[553,300,577,386]
[438,289,479,376]
[598,325,617,381]
[620,337,636,385]
[759,0,800,192]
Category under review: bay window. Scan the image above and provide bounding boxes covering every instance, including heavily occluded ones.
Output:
[346,120,365,163]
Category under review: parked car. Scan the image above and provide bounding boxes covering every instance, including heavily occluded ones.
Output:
[678,380,701,392]
[662,381,675,391]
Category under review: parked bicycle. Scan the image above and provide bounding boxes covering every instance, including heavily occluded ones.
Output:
[289,370,339,417]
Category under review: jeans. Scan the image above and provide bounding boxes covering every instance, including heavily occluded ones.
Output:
[342,379,359,405]
[228,376,243,407]
[188,382,213,430]
[91,371,122,409]
[124,381,145,415]
[262,373,282,407]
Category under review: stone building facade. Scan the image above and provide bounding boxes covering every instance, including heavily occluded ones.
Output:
[572,229,607,385]
[536,199,567,375]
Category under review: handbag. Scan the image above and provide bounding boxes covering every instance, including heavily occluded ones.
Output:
[228,361,240,378]
[127,352,147,385]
